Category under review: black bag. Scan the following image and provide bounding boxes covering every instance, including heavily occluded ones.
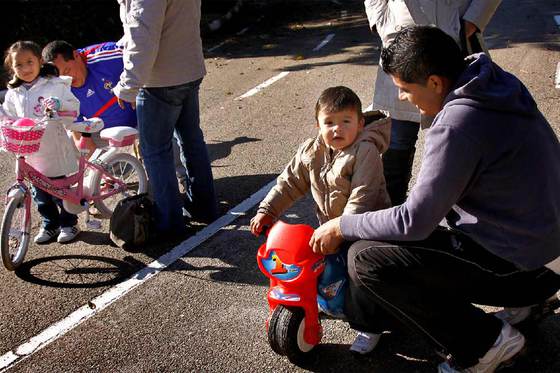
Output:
[109,193,154,249]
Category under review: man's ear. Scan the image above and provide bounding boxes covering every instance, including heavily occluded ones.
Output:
[427,75,445,95]
[72,50,81,61]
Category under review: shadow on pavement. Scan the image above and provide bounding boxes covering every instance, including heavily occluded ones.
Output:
[207,135,261,164]
[15,254,135,289]
[203,0,560,71]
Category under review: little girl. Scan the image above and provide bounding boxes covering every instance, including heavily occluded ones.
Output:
[2,41,81,244]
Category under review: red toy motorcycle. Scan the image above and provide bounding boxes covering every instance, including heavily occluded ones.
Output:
[256,221,326,363]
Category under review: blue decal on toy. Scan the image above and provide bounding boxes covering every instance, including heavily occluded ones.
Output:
[262,251,301,280]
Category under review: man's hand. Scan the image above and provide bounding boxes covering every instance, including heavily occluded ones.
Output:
[463,20,478,38]
[309,217,344,255]
[117,97,136,110]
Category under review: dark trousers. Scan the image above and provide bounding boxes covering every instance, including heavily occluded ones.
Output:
[382,119,419,205]
[344,228,560,368]
[32,184,78,230]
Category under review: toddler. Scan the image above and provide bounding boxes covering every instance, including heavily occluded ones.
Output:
[3,41,81,244]
[251,86,391,354]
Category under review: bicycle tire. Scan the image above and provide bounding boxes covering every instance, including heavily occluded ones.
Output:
[1,195,31,271]
[90,152,148,219]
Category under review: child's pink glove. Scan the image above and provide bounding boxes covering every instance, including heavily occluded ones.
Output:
[43,97,61,111]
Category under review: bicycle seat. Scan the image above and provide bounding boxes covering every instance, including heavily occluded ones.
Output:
[100,126,138,147]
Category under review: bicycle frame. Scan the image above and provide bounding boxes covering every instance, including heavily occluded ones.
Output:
[11,149,127,207]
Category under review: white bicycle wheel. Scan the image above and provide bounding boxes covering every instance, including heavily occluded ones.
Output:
[1,194,31,271]
[90,152,148,218]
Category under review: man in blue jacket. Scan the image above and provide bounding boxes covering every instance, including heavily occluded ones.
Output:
[43,40,191,200]
[310,25,560,372]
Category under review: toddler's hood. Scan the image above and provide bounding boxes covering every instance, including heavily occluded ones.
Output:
[359,110,391,154]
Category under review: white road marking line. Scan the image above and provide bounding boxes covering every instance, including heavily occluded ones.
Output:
[236,27,249,35]
[554,15,560,26]
[235,71,290,100]
[556,62,560,89]
[313,33,335,52]
[0,179,277,372]
[207,41,228,53]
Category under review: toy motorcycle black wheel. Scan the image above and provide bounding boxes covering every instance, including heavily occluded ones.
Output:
[267,305,316,364]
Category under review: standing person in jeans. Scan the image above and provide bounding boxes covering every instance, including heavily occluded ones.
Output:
[364,0,501,205]
[310,26,560,372]
[113,0,218,234]
[42,40,191,198]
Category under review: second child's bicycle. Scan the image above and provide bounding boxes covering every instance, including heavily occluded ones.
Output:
[0,112,148,270]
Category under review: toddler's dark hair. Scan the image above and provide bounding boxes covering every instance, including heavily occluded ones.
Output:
[315,86,363,121]
[4,40,59,89]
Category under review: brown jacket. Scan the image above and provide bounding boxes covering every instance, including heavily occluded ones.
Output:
[259,111,392,224]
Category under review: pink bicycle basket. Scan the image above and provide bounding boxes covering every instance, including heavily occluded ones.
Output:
[0,118,46,155]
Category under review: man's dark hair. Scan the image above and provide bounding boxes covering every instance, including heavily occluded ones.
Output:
[381,25,465,85]
[42,40,75,63]
[315,86,363,120]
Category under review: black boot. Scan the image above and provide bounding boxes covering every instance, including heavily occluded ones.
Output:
[382,147,416,206]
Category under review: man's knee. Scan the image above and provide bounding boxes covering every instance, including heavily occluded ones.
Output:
[347,240,385,283]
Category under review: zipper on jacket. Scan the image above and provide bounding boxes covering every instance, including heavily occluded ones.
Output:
[321,149,339,218]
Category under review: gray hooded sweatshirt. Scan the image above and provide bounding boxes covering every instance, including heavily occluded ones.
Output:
[341,53,560,270]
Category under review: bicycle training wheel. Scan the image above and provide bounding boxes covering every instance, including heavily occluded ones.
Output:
[90,152,148,218]
[1,195,31,271]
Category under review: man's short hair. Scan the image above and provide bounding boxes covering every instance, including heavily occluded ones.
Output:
[42,40,75,62]
[381,25,465,85]
[315,86,363,120]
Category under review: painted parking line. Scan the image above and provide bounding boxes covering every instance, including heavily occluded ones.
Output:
[313,33,335,52]
[0,179,277,372]
[236,27,249,35]
[235,71,290,100]
[556,62,560,89]
[207,40,228,53]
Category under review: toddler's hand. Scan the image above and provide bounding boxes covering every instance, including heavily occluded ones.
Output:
[43,97,61,111]
[250,212,273,236]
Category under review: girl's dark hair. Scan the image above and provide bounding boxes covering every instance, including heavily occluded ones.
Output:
[315,86,363,120]
[381,25,465,85]
[4,40,59,89]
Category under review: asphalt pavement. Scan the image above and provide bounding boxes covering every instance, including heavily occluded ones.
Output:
[0,0,559,372]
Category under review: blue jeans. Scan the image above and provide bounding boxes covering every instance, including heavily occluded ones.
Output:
[136,79,217,232]
[32,185,77,230]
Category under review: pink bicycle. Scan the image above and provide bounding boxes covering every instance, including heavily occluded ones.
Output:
[0,112,148,270]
